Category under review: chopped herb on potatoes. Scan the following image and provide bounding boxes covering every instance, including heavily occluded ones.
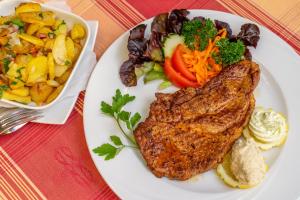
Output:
[0,2,86,105]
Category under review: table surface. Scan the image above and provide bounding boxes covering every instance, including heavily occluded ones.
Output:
[0,0,299,199]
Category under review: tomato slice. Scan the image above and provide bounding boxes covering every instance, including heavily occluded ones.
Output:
[171,44,197,81]
[164,58,199,88]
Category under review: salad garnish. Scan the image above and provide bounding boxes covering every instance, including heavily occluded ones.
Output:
[215,38,245,66]
[181,18,217,51]
[119,9,260,89]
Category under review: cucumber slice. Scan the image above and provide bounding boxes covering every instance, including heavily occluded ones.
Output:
[143,71,165,84]
[163,34,184,58]
[158,80,172,90]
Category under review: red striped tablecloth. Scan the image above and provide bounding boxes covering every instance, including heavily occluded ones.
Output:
[0,0,299,199]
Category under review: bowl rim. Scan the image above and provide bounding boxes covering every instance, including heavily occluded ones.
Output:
[0,0,91,110]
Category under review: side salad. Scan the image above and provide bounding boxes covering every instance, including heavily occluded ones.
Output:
[119,9,260,88]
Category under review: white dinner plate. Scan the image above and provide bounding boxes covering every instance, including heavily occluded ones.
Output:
[83,10,300,200]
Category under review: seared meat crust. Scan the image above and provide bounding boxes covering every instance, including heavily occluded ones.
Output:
[134,60,260,180]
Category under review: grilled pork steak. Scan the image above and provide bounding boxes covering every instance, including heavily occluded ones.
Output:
[134,60,260,180]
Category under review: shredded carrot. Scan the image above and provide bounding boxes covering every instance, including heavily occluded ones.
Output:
[181,29,227,86]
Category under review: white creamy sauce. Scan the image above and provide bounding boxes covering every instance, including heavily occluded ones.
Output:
[249,107,287,143]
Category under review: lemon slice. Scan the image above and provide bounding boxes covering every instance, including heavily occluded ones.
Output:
[243,128,287,151]
[216,153,267,189]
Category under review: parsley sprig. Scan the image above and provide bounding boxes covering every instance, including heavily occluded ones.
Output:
[93,89,141,160]
[215,38,245,66]
[93,135,138,160]
[182,18,217,50]
[15,67,25,82]
[5,18,25,32]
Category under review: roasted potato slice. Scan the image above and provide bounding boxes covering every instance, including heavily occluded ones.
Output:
[46,79,60,87]
[73,43,82,61]
[55,68,72,84]
[0,29,9,37]
[0,75,8,85]
[26,56,48,84]
[30,82,53,105]
[26,23,42,35]
[66,37,75,61]
[18,33,44,46]
[2,91,31,104]
[0,37,8,46]
[10,87,29,97]
[53,19,64,29]
[15,3,41,15]
[19,11,55,26]
[47,53,55,80]
[6,63,22,80]
[6,62,28,89]
[0,16,13,25]
[12,44,30,54]
[15,55,32,67]
[71,24,85,40]
[46,85,63,104]
[9,79,24,90]
[12,40,34,54]
[44,38,54,50]
[54,65,68,77]
[36,27,52,37]
[52,34,67,65]
[54,23,67,35]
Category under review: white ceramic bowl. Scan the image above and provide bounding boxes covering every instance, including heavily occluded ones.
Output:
[0,0,90,110]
